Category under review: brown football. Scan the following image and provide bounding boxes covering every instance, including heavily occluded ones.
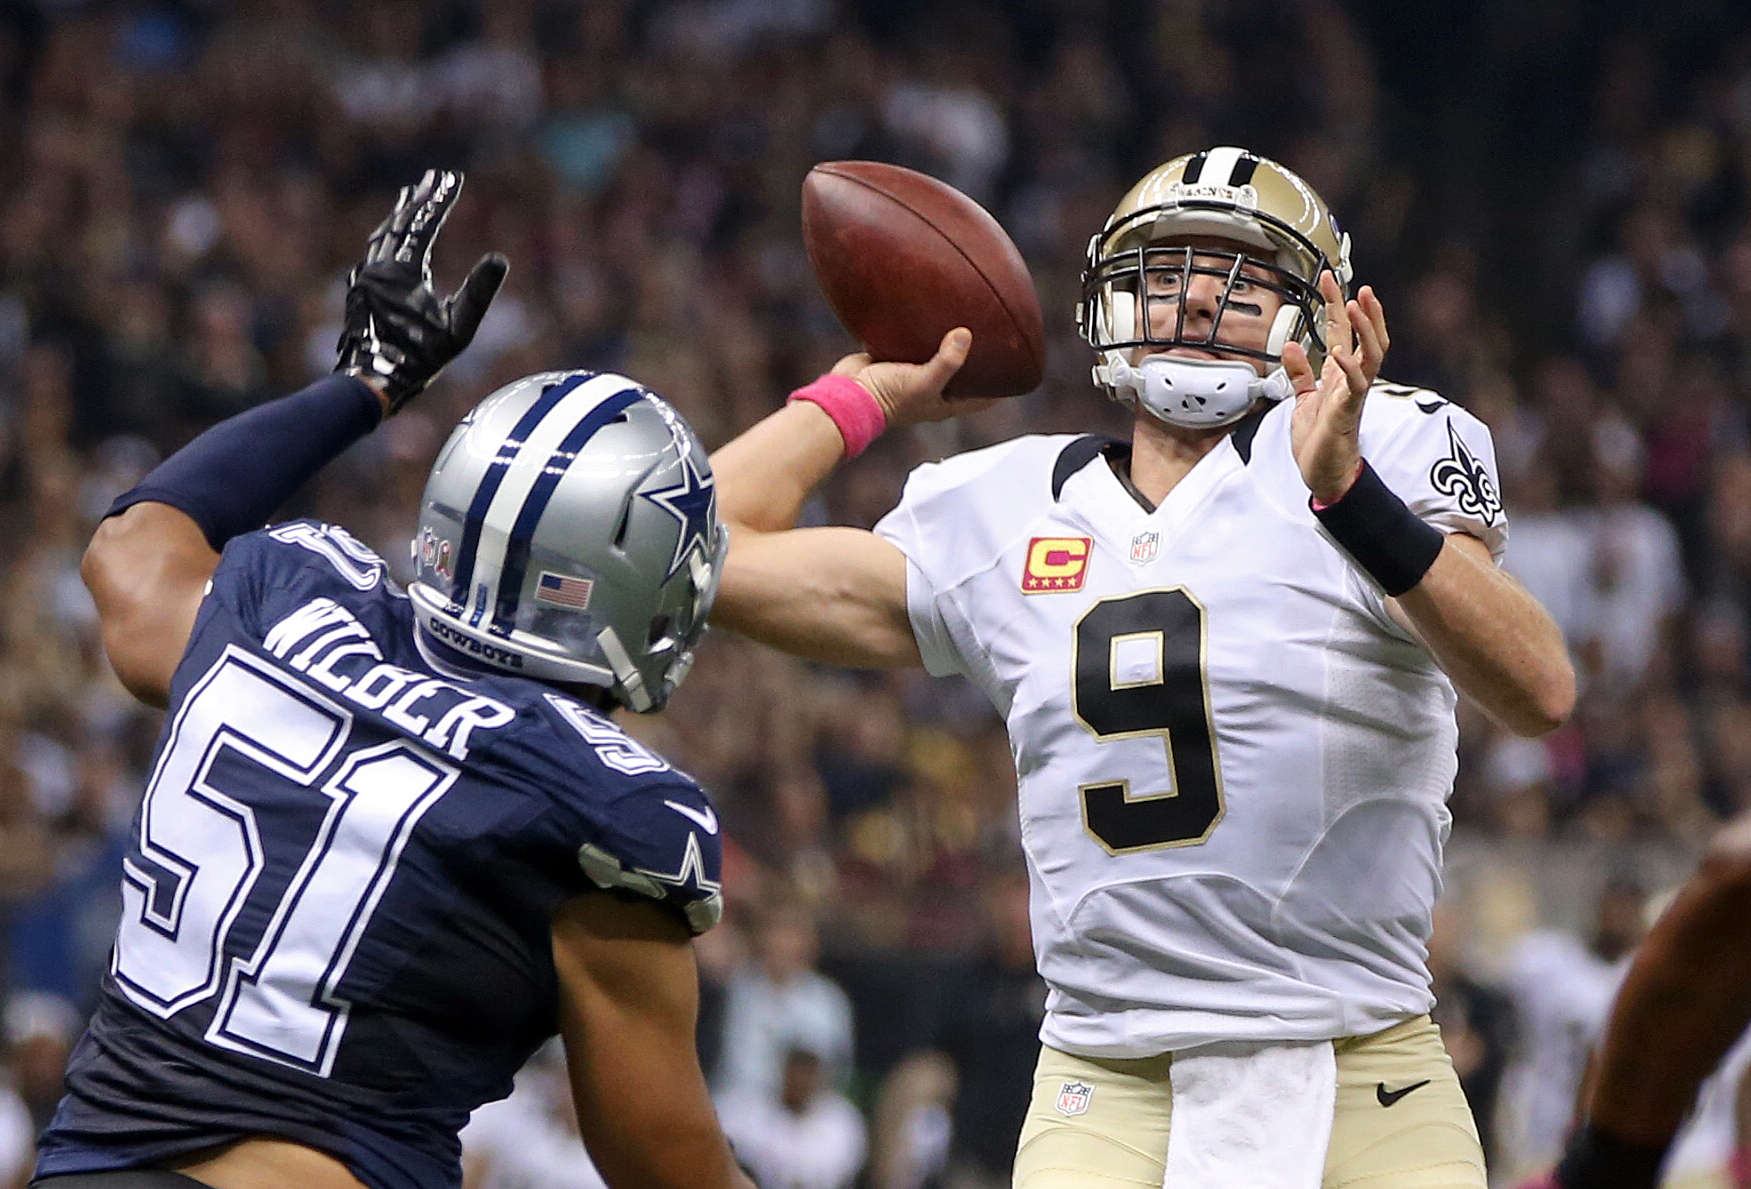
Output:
[801,161,1045,399]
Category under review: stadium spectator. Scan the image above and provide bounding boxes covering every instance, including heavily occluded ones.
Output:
[928,871,1044,1187]
[717,1045,867,1189]
[3,991,76,1134]
[1495,877,1648,1183]
[459,1041,608,1189]
[714,901,855,1103]
[1426,904,1514,1171]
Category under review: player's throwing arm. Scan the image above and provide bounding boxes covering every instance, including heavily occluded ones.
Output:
[713,161,1031,666]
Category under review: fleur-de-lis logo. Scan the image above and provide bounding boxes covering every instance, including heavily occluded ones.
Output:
[1429,419,1502,527]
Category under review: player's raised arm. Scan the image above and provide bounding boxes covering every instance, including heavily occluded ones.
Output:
[708,328,976,668]
[551,893,757,1189]
[1285,276,1575,737]
[83,171,505,707]
[1547,814,1751,1189]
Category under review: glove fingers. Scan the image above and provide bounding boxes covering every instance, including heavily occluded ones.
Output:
[377,172,439,272]
[388,170,461,279]
[412,171,463,280]
[366,186,414,266]
[391,172,434,237]
[445,252,509,346]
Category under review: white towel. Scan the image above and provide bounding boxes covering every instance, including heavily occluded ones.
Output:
[1162,1038,1336,1189]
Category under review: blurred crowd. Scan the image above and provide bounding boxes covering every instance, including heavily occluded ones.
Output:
[3,0,1751,1185]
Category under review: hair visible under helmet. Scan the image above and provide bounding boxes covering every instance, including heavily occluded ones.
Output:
[1077,146,1354,428]
[407,370,726,713]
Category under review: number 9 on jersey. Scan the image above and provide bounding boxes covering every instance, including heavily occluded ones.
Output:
[1072,588,1225,853]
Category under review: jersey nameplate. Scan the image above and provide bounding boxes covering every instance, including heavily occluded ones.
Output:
[264,598,514,760]
[1023,536,1092,593]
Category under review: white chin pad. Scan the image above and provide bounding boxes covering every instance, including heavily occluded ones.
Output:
[1107,356,1291,428]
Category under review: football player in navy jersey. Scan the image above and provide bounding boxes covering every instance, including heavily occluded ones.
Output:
[32,172,754,1189]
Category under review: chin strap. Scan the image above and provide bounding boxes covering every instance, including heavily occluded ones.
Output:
[597,626,653,712]
[1103,355,1294,429]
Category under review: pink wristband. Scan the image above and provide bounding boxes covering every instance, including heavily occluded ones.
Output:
[787,374,887,458]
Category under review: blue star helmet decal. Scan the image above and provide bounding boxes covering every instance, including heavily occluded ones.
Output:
[642,446,717,580]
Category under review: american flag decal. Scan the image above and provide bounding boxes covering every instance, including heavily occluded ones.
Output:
[535,571,593,609]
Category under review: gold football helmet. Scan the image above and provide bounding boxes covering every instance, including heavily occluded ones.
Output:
[1078,147,1354,426]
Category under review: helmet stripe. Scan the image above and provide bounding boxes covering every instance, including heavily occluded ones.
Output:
[1181,152,1208,184]
[491,385,646,632]
[449,373,590,606]
[1200,146,1245,187]
[467,374,636,634]
[1228,153,1259,186]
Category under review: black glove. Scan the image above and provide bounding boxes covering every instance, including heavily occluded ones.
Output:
[336,169,509,415]
[1553,1124,1669,1189]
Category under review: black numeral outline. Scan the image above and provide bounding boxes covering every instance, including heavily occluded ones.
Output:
[1071,587,1226,853]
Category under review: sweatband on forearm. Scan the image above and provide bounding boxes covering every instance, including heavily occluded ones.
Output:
[786,373,887,458]
[1553,1124,1670,1189]
[1309,460,1446,597]
[107,375,382,550]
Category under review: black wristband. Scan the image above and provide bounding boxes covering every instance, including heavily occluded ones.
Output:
[1553,1124,1670,1189]
[1310,460,1445,597]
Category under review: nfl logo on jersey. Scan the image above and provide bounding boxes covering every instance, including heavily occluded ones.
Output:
[1056,1080,1094,1117]
[1129,531,1159,563]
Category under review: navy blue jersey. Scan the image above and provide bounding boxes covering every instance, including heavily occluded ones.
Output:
[37,522,723,1189]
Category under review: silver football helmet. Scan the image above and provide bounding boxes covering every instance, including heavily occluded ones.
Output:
[408,370,725,712]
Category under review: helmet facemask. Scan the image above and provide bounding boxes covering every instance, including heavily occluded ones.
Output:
[1082,240,1325,371]
[594,526,727,713]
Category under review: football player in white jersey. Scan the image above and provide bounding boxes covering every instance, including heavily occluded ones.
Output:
[709,147,1574,1188]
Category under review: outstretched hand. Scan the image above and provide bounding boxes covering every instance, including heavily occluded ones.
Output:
[1285,273,1390,504]
[830,328,994,427]
[336,170,509,416]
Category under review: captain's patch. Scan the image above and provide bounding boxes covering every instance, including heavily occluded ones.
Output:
[1023,537,1091,593]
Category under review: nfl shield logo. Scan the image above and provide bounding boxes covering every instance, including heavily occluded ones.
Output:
[1056,1080,1093,1116]
[1130,531,1159,563]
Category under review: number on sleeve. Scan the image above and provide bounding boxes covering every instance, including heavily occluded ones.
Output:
[1072,588,1225,852]
[268,522,386,590]
[546,694,671,776]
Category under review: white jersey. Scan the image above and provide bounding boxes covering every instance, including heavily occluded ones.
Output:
[1494,931,1628,1178]
[875,383,1507,1058]
[1663,1025,1751,1185]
